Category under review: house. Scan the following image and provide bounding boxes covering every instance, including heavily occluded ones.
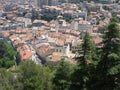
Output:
[34,43,55,61]
[32,20,48,27]
[15,17,32,27]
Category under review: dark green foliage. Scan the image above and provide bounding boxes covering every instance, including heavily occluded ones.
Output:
[0,40,17,68]
[110,17,119,23]
[0,60,54,90]
[111,12,117,18]
[45,61,58,71]
[82,32,97,63]
[19,60,42,90]
[41,12,58,22]
[63,17,73,23]
[0,68,14,90]
[94,18,120,90]
[69,32,98,90]
[8,71,23,90]
[18,60,53,90]
[52,58,71,90]
[69,63,89,90]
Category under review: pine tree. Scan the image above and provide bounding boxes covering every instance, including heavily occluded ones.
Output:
[70,32,97,90]
[94,18,120,90]
[81,32,97,64]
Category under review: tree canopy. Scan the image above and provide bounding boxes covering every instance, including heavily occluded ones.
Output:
[0,40,17,68]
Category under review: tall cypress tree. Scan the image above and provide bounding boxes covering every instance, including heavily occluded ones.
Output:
[69,32,97,90]
[82,32,97,64]
[94,18,120,90]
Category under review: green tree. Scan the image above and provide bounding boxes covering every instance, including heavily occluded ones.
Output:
[0,68,14,90]
[94,18,120,90]
[0,60,54,90]
[110,17,119,23]
[8,71,23,90]
[81,32,97,63]
[18,60,42,90]
[18,60,53,90]
[41,66,54,90]
[0,40,17,68]
[70,32,98,90]
[52,58,71,90]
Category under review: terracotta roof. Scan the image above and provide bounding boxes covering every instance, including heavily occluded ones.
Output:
[20,50,32,60]
[36,43,54,54]
[56,39,65,46]
[1,31,10,37]
[93,37,102,44]
[50,52,64,62]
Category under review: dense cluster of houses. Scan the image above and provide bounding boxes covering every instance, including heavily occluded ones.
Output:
[0,0,120,64]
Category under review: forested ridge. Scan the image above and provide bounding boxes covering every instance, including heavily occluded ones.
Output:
[0,17,120,90]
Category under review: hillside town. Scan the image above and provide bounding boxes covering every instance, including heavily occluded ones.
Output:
[0,0,120,64]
